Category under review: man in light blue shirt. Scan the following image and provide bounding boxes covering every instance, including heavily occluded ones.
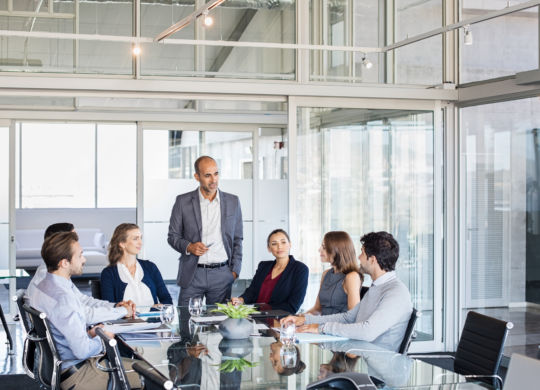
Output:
[26,222,133,324]
[28,231,141,390]
[282,231,413,352]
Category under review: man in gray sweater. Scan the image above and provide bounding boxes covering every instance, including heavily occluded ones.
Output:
[282,231,412,352]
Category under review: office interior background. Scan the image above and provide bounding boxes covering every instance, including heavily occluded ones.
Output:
[0,0,539,356]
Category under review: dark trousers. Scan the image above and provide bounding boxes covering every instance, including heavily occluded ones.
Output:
[179,265,235,306]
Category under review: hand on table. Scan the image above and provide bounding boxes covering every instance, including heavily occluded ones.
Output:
[297,323,319,333]
[231,297,244,305]
[280,315,305,327]
[116,300,136,318]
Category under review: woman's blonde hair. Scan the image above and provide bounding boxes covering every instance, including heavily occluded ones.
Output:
[108,223,139,266]
[323,231,360,277]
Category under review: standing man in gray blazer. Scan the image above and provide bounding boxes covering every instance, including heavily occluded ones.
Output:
[168,156,243,306]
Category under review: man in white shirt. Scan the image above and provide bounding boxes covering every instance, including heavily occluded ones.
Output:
[168,156,243,305]
[282,231,412,352]
[26,222,134,323]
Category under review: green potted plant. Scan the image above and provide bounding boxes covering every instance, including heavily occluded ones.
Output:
[211,303,259,339]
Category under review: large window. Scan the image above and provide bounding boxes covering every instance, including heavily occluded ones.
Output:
[17,122,136,208]
[0,125,8,270]
[296,106,435,341]
[460,97,540,311]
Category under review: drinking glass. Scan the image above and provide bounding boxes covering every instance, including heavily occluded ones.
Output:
[188,296,203,317]
[280,320,296,345]
[280,343,298,368]
[160,304,176,324]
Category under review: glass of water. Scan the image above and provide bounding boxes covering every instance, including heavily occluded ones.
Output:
[280,343,298,368]
[188,296,203,317]
[160,304,176,324]
[280,320,296,345]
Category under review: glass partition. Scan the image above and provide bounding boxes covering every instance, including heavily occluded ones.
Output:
[460,97,540,316]
[296,106,435,341]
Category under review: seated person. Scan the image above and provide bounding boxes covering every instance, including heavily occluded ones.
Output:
[28,232,141,390]
[26,222,133,324]
[305,231,362,315]
[101,223,172,308]
[282,231,412,352]
[231,229,308,313]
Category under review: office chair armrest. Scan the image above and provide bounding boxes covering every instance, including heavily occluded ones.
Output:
[462,374,503,388]
[26,333,47,342]
[409,354,455,360]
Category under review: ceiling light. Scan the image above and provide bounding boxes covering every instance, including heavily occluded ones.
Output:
[464,25,473,46]
[203,11,214,27]
[132,46,141,56]
[362,55,373,69]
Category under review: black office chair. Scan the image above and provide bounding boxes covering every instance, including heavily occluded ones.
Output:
[90,279,102,300]
[95,327,132,390]
[13,289,36,379]
[360,286,369,299]
[22,303,63,390]
[398,308,420,354]
[411,311,512,388]
[133,361,174,390]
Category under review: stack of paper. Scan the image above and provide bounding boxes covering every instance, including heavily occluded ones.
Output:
[103,322,164,333]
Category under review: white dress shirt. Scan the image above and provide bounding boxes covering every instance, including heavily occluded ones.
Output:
[197,189,228,265]
[118,262,155,307]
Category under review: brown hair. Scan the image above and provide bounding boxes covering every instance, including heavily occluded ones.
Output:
[108,223,139,266]
[41,231,79,272]
[323,231,360,276]
[277,344,306,376]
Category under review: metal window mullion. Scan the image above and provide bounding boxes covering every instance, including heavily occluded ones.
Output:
[8,120,16,314]
[94,123,98,208]
[133,0,141,79]
[136,122,144,230]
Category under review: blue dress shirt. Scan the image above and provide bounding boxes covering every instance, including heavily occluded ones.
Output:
[28,273,103,369]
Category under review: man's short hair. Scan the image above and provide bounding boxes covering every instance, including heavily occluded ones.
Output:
[360,231,399,272]
[194,156,216,175]
[41,231,79,272]
[44,222,74,239]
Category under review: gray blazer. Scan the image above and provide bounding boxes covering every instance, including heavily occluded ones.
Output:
[168,188,243,288]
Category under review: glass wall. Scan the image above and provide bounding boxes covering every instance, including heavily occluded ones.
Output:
[140,0,296,79]
[296,106,435,340]
[17,122,136,208]
[460,0,538,84]
[461,97,540,311]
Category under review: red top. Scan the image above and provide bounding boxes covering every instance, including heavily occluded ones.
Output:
[256,268,283,307]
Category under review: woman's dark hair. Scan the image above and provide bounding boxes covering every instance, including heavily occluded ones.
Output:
[266,229,290,246]
[323,231,360,276]
[360,231,399,271]
[108,223,139,266]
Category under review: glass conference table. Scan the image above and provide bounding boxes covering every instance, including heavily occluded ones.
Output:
[118,307,489,390]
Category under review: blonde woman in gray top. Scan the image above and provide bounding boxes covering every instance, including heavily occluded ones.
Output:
[305,231,362,315]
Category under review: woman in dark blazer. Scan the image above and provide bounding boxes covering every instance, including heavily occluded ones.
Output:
[101,223,172,307]
[231,229,308,314]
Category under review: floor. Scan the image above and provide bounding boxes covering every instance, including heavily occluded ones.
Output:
[1,281,539,376]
